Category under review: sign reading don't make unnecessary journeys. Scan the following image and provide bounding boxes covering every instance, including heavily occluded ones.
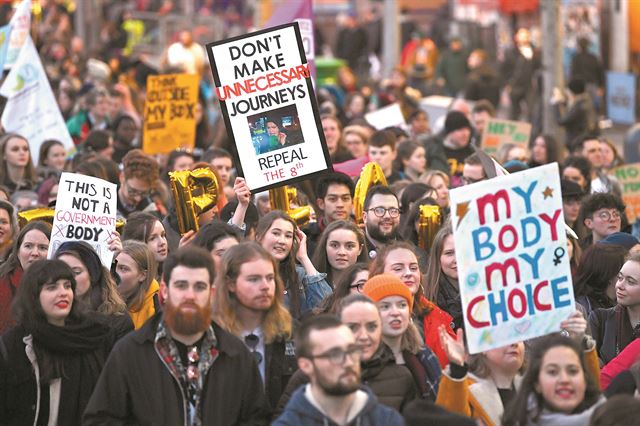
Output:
[449,163,575,354]
[207,23,331,192]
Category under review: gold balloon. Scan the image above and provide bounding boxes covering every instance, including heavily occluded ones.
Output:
[418,205,441,251]
[18,207,126,232]
[269,185,311,227]
[353,162,388,224]
[169,168,219,235]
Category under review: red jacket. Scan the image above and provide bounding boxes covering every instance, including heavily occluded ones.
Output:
[418,296,456,368]
[600,337,640,390]
[0,267,23,335]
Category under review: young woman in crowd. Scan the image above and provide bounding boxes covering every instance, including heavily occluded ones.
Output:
[562,155,592,194]
[0,133,37,193]
[256,210,332,319]
[423,223,463,330]
[529,134,564,168]
[314,262,369,314]
[321,115,352,163]
[369,240,455,366]
[398,182,436,215]
[114,240,159,329]
[502,334,604,425]
[590,251,640,365]
[440,311,595,426]
[399,197,441,265]
[421,170,450,209]
[363,274,442,402]
[311,220,367,288]
[54,241,132,338]
[395,141,427,182]
[213,242,294,414]
[122,211,169,276]
[0,259,115,424]
[343,124,370,159]
[600,138,623,171]
[192,220,241,275]
[37,139,67,176]
[162,149,195,184]
[0,199,17,262]
[0,221,52,334]
[574,243,626,318]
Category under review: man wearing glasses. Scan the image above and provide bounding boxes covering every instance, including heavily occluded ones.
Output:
[580,192,626,248]
[274,315,403,425]
[84,247,269,425]
[362,186,400,260]
[117,149,160,219]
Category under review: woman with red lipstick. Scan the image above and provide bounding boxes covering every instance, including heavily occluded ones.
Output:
[256,211,332,319]
[369,241,456,367]
[0,133,37,193]
[0,221,51,335]
[363,274,442,402]
[312,220,367,288]
[0,259,115,425]
[502,334,604,426]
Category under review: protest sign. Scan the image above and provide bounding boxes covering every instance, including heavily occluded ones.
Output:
[48,173,117,267]
[0,36,73,164]
[143,73,199,154]
[4,0,30,70]
[365,103,406,130]
[207,22,331,192]
[613,162,640,222]
[481,118,531,157]
[449,163,574,354]
[607,71,636,125]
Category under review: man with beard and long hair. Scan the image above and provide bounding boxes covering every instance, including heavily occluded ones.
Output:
[273,315,403,425]
[362,185,401,260]
[84,247,270,425]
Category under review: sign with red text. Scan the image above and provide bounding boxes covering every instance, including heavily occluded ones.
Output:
[612,162,640,222]
[48,173,117,267]
[207,22,331,192]
[450,163,574,354]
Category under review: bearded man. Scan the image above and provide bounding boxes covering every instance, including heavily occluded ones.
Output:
[84,247,270,425]
[362,186,400,260]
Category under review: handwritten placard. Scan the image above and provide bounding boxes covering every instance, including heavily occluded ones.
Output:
[613,162,640,222]
[481,118,531,157]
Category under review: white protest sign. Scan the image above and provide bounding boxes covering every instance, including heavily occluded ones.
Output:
[4,0,30,70]
[48,173,117,267]
[295,19,314,60]
[449,163,574,354]
[0,36,73,164]
[207,22,331,192]
[365,103,406,130]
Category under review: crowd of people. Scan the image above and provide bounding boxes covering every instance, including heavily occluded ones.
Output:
[0,1,639,425]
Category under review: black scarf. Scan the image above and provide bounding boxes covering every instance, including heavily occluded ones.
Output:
[27,317,111,425]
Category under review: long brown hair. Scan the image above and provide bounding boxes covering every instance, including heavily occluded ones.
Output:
[213,242,292,343]
[118,240,157,312]
[0,133,37,188]
[423,221,453,302]
[311,220,367,286]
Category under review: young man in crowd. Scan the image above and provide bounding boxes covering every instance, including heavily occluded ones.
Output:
[273,314,404,425]
[572,134,620,194]
[461,152,487,186]
[368,130,404,184]
[362,185,400,259]
[84,247,269,425]
[470,100,496,143]
[579,192,626,248]
[304,172,355,257]
[441,110,474,188]
[117,149,160,219]
[203,147,235,200]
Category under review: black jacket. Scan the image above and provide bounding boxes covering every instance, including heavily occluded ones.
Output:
[589,305,640,366]
[83,313,270,425]
[264,339,297,413]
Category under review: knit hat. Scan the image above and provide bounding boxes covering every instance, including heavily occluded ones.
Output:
[363,274,414,312]
[444,111,471,136]
[54,240,104,286]
[561,178,585,200]
[600,232,640,251]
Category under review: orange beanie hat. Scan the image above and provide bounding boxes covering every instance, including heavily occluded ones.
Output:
[363,274,414,312]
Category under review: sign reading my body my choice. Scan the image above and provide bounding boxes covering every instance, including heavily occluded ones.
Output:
[48,173,117,267]
[207,23,331,192]
[450,163,574,354]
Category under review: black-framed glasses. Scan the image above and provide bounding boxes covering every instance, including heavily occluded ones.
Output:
[244,333,263,365]
[368,207,400,218]
[309,345,363,365]
[125,181,151,198]
[349,279,367,293]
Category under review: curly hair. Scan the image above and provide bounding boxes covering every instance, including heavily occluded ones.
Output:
[122,149,159,186]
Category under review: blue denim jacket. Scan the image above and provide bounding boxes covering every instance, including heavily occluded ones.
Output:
[283,266,332,318]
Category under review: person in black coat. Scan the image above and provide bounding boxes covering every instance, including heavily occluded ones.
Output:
[0,259,115,425]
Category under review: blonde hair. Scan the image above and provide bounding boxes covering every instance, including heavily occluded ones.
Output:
[119,240,157,311]
[213,242,292,343]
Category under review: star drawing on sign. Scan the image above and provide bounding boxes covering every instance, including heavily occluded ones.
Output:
[542,186,553,199]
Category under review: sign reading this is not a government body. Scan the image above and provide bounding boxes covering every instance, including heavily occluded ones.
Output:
[207,23,331,192]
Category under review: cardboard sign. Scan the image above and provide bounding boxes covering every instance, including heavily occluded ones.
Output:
[481,118,531,157]
[449,163,574,354]
[365,103,406,130]
[607,71,636,125]
[48,173,117,267]
[207,22,331,192]
[143,73,199,154]
[613,163,640,222]
[0,36,74,164]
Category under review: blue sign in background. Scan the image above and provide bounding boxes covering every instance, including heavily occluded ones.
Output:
[607,71,636,125]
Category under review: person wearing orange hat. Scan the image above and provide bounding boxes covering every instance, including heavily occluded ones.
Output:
[363,274,442,401]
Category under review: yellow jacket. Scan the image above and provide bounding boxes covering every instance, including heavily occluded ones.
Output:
[128,279,160,330]
[435,344,601,426]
